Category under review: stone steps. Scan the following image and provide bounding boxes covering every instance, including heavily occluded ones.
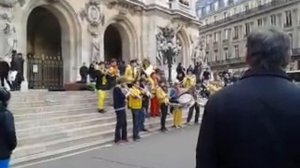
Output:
[12,115,183,168]
[10,90,199,168]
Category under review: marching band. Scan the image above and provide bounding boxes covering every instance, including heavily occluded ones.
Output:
[91,58,224,143]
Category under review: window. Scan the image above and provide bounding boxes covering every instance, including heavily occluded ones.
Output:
[258,18,263,27]
[245,23,251,36]
[289,33,293,48]
[213,32,218,42]
[228,0,234,5]
[233,8,237,14]
[285,10,292,27]
[224,12,228,19]
[210,3,215,11]
[224,29,230,40]
[244,4,249,12]
[270,14,276,25]
[224,48,229,60]
[257,0,262,7]
[233,26,239,39]
[234,45,239,58]
[214,16,217,22]
[214,50,218,61]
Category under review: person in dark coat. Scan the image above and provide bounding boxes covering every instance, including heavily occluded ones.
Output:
[14,53,24,91]
[79,62,88,83]
[196,28,300,168]
[113,77,128,144]
[0,61,12,90]
[0,87,17,168]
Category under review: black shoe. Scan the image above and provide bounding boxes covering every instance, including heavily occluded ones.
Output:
[161,128,168,132]
[98,109,106,113]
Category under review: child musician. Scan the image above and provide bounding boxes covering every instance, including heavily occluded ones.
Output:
[169,81,183,128]
[156,81,169,132]
[113,77,128,143]
[128,81,143,141]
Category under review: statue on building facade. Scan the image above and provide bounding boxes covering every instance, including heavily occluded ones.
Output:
[0,1,18,60]
[91,34,101,62]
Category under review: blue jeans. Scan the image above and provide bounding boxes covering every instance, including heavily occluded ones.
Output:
[0,159,10,168]
[138,108,147,130]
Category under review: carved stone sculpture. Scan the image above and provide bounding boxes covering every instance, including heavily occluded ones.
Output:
[91,35,101,62]
[0,0,19,7]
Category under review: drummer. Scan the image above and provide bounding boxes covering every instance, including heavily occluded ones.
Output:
[169,81,183,128]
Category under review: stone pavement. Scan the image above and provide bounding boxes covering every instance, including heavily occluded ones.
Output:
[24,125,200,168]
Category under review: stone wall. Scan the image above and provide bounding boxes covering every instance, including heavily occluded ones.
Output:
[0,0,200,87]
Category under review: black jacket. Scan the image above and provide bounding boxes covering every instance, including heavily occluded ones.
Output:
[113,86,126,110]
[196,68,300,168]
[0,109,17,159]
[0,61,10,77]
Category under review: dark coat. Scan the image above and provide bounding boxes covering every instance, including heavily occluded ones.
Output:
[0,109,17,159]
[113,86,126,110]
[0,61,10,77]
[196,68,300,168]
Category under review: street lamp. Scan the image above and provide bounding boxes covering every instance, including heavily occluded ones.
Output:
[157,26,181,84]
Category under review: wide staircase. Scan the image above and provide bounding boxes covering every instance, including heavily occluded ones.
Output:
[9,90,186,168]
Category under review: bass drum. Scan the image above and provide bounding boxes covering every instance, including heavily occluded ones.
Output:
[177,93,195,111]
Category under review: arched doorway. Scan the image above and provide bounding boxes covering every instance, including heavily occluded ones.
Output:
[104,25,122,61]
[27,7,63,89]
[102,17,138,63]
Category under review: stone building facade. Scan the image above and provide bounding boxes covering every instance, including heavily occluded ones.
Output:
[0,0,201,89]
[197,0,300,74]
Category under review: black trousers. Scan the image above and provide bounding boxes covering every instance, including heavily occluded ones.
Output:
[160,103,168,130]
[0,75,12,90]
[114,110,127,142]
[187,103,200,123]
[131,109,141,140]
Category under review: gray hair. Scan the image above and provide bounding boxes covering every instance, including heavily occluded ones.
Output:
[246,27,291,70]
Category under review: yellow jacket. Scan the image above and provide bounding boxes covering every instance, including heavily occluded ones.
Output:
[183,75,196,89]
[207,83,222,95]
[156,86,169,104]
[125,65,137,83]
[128,86,143,110]
[148,77,158,94]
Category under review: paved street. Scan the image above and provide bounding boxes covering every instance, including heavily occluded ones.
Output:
[25,126,200,168]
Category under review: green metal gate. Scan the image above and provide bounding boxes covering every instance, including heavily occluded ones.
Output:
[27,55,63,89]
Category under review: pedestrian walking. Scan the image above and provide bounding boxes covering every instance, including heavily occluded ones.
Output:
[196,28,300,168]
[0,87,17,168]
[128,81,143,141]
[113,77,128,144]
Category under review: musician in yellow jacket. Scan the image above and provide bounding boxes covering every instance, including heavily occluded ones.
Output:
[128,81,143,141]
[156,81,169,132]
[125,59,138,87]
[182,69,196,90]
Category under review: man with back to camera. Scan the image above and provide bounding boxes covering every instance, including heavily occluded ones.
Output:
[196,27,300,168]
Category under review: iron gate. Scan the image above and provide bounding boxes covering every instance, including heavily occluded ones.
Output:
[27,55,63,89]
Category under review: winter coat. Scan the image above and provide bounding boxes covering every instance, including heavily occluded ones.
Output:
[196,68,300,168]
[0,108,17,159]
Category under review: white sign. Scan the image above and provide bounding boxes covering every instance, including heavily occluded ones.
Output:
[33,64,38,73]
